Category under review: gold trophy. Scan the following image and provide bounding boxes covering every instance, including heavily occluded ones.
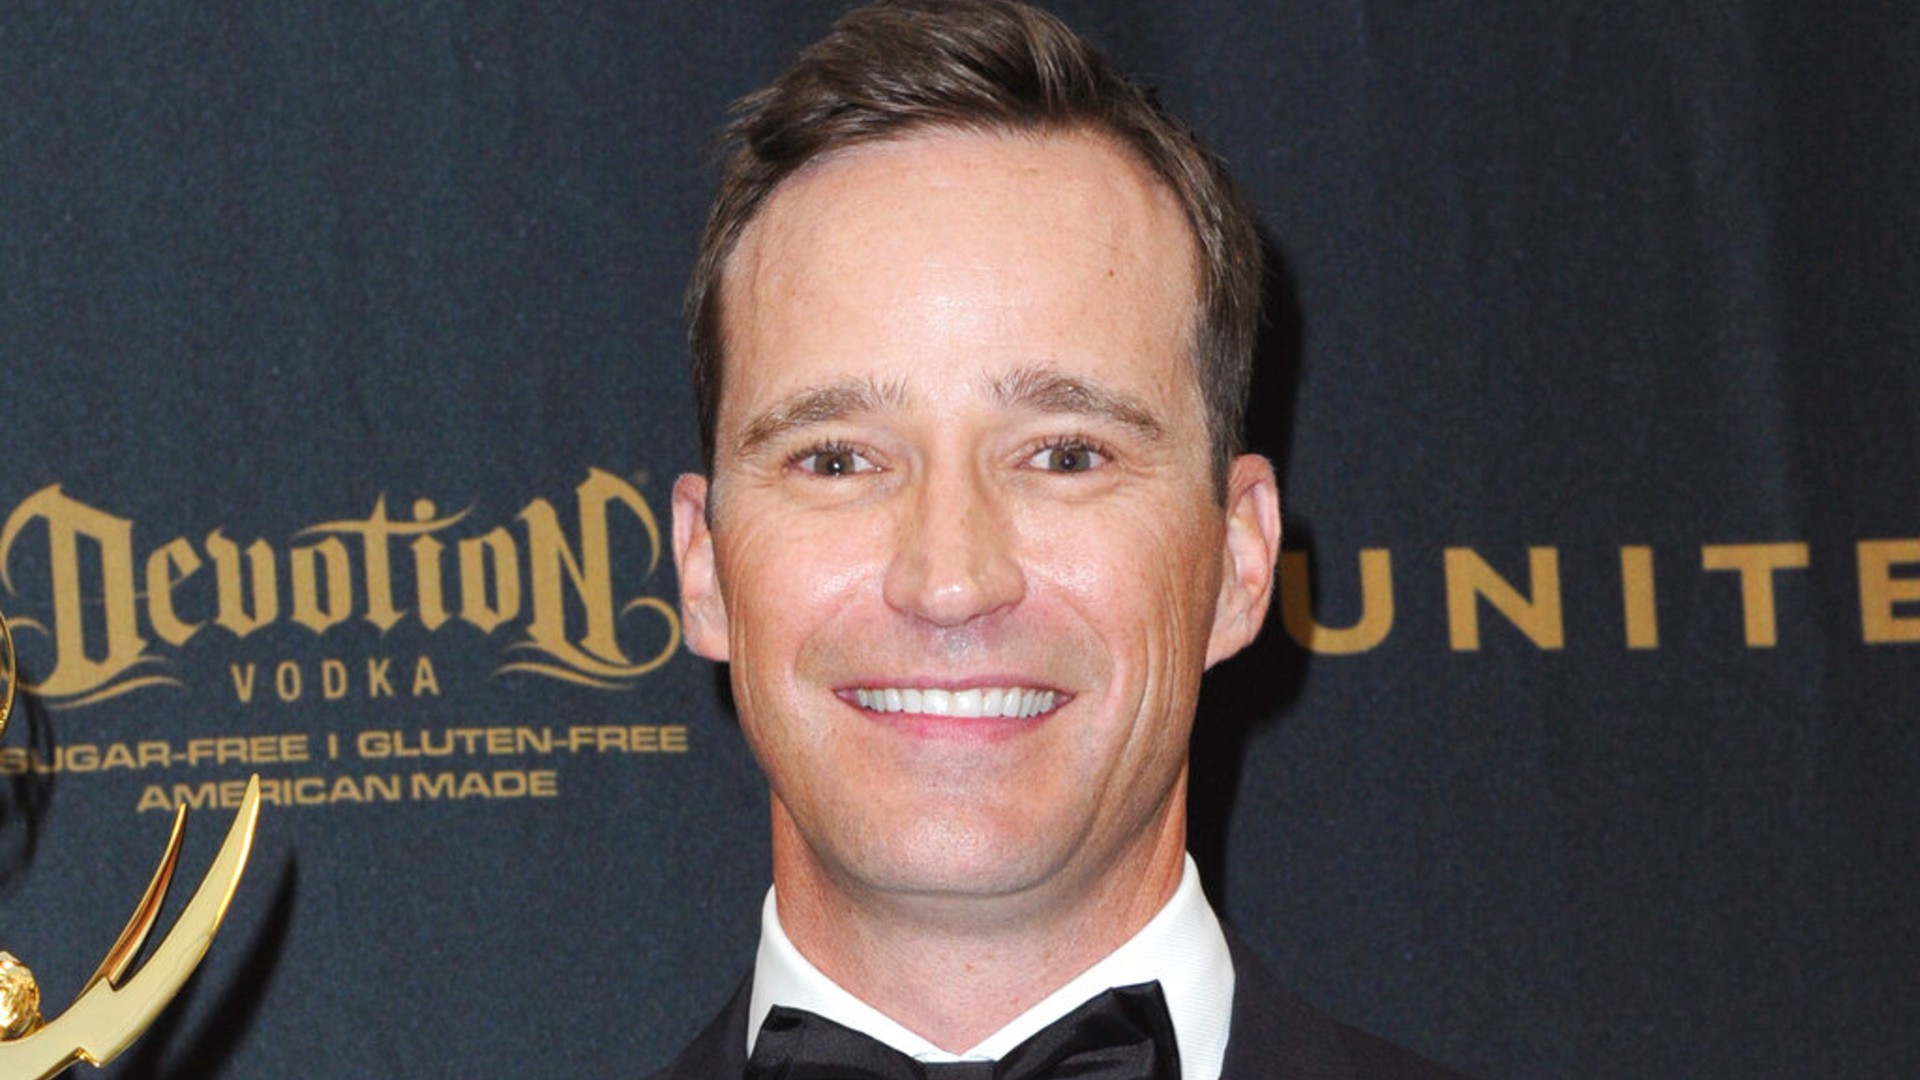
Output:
[0,605,262,1078]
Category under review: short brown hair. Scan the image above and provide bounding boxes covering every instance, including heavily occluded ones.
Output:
[687,0,1263,491]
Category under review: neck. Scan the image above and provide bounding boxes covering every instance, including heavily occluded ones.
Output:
[770,785,1189,1052]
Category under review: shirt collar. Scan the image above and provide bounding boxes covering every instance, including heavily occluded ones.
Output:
[747,854,1236,1080]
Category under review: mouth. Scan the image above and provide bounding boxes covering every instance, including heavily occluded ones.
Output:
[848,686,1061,720]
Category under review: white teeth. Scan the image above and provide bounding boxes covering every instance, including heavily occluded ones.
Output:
[853,686,1058,719]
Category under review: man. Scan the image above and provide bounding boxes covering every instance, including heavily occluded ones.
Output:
[657,2,1465,1076]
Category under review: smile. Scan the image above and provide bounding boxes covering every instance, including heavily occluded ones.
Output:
[852,687,1058,719]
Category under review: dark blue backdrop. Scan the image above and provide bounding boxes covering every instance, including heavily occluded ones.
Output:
[0,3,1912,1076]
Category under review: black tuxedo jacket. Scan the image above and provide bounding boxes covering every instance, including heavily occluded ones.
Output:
[646,933,1468,1079]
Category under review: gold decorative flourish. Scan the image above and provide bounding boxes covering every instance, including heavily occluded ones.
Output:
[0,601,15,745]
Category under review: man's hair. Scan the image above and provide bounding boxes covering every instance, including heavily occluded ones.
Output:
[687,0,1263,491]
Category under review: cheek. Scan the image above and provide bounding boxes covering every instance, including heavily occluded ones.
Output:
[1023,508,1224,644]
[714,513,886,682]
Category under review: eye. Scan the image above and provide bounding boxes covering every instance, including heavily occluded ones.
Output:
[792,443,877,477]
[1027,438,1108,474]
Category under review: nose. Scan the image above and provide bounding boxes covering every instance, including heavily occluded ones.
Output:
[882,462,1026,626]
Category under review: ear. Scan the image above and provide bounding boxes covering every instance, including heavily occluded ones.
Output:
[1205,454,1283,668]
[671,473,730,661]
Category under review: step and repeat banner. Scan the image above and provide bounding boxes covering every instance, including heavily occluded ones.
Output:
[0,3,1912,1077]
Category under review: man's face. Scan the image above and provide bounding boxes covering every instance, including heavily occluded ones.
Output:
[673,129,1277,907]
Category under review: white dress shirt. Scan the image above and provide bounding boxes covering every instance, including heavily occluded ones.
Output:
[747,854,1236,1080]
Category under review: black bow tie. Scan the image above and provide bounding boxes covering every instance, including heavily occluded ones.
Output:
[744,981,1181,1079]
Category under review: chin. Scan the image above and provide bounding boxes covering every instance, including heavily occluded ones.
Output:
[834,814,1075,901]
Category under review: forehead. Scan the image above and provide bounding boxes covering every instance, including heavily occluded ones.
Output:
[716,128,1203,427]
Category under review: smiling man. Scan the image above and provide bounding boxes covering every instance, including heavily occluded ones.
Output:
[655,2,1463,1077]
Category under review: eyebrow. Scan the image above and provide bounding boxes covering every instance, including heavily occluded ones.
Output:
[732,365,1168,456]
[735,376,911,456]
[987,365,1168,443]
